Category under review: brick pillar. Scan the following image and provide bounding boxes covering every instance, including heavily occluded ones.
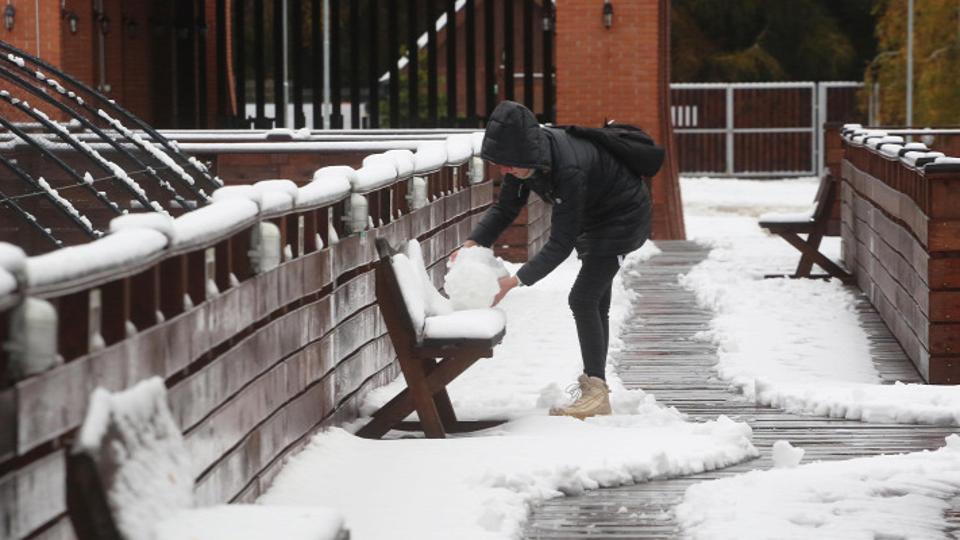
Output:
[555,0,685,240]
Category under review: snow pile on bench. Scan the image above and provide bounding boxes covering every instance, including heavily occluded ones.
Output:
[443,245,509,310]
[76,377,195,538]
[677,435,960,540]
[75,377,346,540]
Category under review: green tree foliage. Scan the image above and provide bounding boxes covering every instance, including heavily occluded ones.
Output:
[672,0,876,82]
[866,0,960,125]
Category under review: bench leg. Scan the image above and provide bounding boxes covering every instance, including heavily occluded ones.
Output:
[400,356,446,438]
[424,359,458,431]
[356,355,483,439]
[794,231,824,277]
[779,232,852,282]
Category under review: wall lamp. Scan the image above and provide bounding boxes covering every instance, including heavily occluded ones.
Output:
[63,10,78,34]
[603,0,614,29]
[4,4,15,32]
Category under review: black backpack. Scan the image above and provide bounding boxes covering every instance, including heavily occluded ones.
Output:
[563,122,665,194]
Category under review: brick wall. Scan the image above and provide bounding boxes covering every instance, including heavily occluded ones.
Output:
[555,1,659,138]
[555,0,685,239]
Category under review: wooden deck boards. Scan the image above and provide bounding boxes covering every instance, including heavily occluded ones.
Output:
[523,240,958,539]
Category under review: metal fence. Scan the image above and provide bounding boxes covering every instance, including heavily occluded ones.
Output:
[671,81,864,177]
[229,0,556,130]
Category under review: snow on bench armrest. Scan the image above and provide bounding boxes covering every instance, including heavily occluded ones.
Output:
[26,228,168,290]
[445,134,473,165]
[171,198,260,251]
[75,377,195,539]
[423,308,506,341]
[413,141,448,174]
[297,175,351,210]
[153,505,346,540]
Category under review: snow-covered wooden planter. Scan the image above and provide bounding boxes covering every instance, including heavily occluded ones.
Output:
[840,125,960,383]
[0,133,493,540]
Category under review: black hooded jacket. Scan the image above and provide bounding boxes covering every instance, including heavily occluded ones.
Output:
[468,101,652,286]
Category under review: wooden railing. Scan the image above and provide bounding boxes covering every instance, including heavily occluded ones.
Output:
[840,126,960,383]
[0,133,498,540]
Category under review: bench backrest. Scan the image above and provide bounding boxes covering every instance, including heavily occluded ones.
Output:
[374,238,453,350]
[67,377,194,540]
[811,173,839,225]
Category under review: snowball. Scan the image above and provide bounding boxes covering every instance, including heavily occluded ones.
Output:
[771,440,804,468]
[443,246,509,310]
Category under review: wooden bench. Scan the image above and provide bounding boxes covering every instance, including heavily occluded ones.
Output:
[758,173,853,283]
[66,377,349,540]
[356,238,507,439]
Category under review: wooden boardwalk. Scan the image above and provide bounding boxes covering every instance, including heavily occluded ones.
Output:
[523,241,959,539]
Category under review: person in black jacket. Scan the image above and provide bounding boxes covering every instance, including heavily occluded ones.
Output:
[459,100,653,419]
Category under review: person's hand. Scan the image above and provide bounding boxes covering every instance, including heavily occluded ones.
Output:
[450,240,478,263]
[492,275,520,306]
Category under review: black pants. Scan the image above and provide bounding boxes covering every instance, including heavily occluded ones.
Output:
[568,256,622,380]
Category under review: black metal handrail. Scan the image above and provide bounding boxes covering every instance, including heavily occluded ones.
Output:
[0,41,222,194]
[0,63,196,208]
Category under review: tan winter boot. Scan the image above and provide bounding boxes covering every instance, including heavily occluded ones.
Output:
[549,374,612,420]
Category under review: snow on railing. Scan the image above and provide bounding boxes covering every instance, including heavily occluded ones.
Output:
[0,131,487,383]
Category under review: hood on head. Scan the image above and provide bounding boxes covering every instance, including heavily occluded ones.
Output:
[481,101,551,170]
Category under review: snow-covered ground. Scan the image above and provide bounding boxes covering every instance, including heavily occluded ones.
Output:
[258,176,960,539]
[259,244,759,538]
[677,435,960,540]
[681,176,960,426]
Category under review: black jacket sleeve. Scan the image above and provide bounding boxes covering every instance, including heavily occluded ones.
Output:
[516,167,585,285]
[467,175,530,248]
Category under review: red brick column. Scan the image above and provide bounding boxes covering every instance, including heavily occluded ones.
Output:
[555,0,685,240]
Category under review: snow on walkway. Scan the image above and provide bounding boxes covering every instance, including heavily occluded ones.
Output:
[680,177,960,426]
[677,435,960,540]
[258,245,758,539]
